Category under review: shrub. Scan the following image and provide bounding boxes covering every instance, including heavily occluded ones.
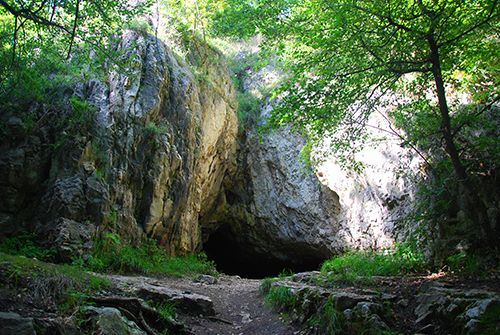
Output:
[237,91,263,131]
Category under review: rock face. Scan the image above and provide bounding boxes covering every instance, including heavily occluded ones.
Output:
[202,62,423,275]
[0,30,238,256]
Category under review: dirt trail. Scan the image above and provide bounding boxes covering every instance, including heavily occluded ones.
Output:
[151,275,303,335]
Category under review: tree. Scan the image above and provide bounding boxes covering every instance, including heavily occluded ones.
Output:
[211,0,500,252]
[0,0,150,99]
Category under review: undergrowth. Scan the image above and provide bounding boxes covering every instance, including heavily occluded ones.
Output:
[321,243,425,283]
[0,231,56,261]
[0,231,216,277]
[444,251,490,277]
[0,253,109,315]
[73,233,217,277]
[265,285,297,312]
[309,296,397,335]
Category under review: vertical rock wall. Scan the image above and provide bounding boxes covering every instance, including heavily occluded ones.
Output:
[0,30,238,257]
[202,62,424,270]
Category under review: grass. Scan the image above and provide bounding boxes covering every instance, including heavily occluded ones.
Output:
[0,230,217,277]
[309,296,398,335]
[321,243,425,283]
[73,233,217,277]
[237,91,264,131]
[1,253,109,314]
[264,285,298,312]
[445,251,488,276]
[308,296,346,335]
[0,231,56,261]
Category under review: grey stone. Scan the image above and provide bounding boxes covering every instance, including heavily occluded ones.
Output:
[194,274,218,285]
[464,319,481,334]
[419,324,435,335]
[83,306,147,335]
[292,271,321,283]
[343,308,355,321]
[367,314,388,330]
[330,293,371,311]
[397,298,409,307]
[42,218,96,261]
[415,311,434,325]
[356,302,382,316]
[115,276,216,316]
[0,312,35,335]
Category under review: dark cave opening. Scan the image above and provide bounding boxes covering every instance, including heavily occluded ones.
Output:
[203,226,327,279]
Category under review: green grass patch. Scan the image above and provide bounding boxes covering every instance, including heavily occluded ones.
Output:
[265,285,298,312]
[237,91,263,131]
[309,296,397,335]
[445,252,488,277]
[480,301,500,334]
[73,233,217,277]
[308,296,346,335]
[0,231,56,261]
[321,243,425,282]
[1,253,109,314]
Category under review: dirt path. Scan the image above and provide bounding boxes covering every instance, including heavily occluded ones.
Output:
[144,275,304,335]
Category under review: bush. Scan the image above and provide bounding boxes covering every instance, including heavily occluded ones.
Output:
[445,252,487,276]
[237,91,263,131]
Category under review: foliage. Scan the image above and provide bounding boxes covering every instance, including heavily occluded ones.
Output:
[237,91,263,130]
[151,300,178,334]
[0,0,151,103]
[445,252,487,276]
[259,269,293,295]
[321,243,425,282]
[209,0,500,253]
[0,231,56,261]
[75,233,217,277]
[144,121,170,137]
[480,302,500,334]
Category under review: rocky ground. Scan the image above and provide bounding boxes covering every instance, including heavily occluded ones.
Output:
[1,260,500,334]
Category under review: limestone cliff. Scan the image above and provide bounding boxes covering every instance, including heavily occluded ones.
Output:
[0,30,238,257]
[202,61,424,274]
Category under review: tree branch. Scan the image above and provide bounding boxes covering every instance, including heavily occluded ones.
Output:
[437,0,500,48]
[67,0,81,59]
[0,0,69,33]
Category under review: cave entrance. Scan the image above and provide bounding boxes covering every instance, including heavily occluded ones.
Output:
[203,226,327,279]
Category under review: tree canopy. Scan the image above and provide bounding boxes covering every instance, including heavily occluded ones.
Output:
[209,0,500,251]
[0,0,150,100]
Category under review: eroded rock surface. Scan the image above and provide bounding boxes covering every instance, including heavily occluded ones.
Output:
[202,60,423,272]
[0,30,238,257]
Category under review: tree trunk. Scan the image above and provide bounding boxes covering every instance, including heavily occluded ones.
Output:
[428,36,498,253]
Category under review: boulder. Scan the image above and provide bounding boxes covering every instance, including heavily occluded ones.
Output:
[83,306,147,335]
[40,218,96,261]
[0,312,35,335]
